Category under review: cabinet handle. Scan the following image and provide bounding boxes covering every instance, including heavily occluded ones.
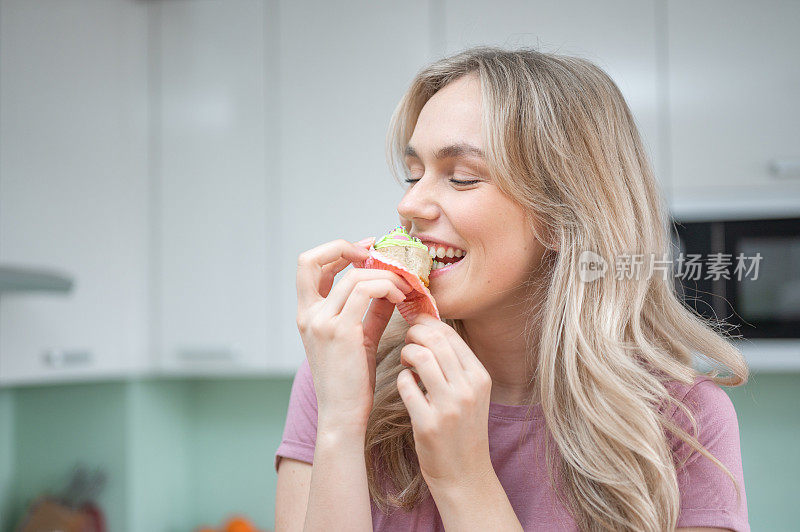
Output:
[42,349,93,367]
[175,347,240,362]
[768,159,800,179]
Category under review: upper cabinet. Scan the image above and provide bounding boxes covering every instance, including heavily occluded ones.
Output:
[154,0,277,374]
[441,0,665,192]
[0,0,150,384]
[2,0,795,384]
[275,0,433,369]
[667,0,800,220]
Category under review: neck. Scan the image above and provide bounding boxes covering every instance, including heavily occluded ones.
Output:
[460,307,539,406]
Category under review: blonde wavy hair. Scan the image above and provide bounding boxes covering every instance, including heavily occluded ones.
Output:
[364,46,749,531]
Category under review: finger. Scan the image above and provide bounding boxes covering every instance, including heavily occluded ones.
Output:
[447,328,487,378]
[414,314,482,378]
[400,357,423,384]
[397,368,430,420]
[400,344,448,399]
[319,257,350,298]
[354,236,376,248]
[335,279,406,326]
[319,237,377,296]
[320,268,412,320]
[362,297,396,352]
[405,322,466,385]
[296,239,371,310]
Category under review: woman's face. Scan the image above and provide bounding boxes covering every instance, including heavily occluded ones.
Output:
[397,74,547,320]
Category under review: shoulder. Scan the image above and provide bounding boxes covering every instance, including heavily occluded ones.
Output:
[297,356,314,383]
[274,358,319,471]
[281,358,319,433]
[663,375,741,466]
[292,357,316,391]
[663,376,750,530]
[664,375,737,423]
[293,357,318,405]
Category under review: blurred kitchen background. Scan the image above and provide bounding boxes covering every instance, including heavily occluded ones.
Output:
[0,0,798,530]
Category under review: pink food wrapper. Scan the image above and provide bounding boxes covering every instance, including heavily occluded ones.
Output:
[352,246,440,323]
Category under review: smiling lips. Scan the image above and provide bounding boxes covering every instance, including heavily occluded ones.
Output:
[422,242,467,268]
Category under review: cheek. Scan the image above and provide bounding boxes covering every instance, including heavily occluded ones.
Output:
[451,191,533,264]
[494,247,531,278]
[478,212,540,275]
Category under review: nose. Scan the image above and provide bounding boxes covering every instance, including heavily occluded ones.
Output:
[397,175,439,228]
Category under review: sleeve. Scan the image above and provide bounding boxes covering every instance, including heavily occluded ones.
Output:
[670,377,750,532]
[274,357,319,473]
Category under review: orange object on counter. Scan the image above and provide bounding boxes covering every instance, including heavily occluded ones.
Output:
[194,514,266,532]
[224,516,259,532]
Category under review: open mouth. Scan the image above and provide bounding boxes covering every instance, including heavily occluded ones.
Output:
[423,242,467,271]
[432,254,465,270]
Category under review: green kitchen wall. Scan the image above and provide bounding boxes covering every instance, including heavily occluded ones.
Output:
[0,377,292,531]
[0,371,798,531]
[0,389,14,532]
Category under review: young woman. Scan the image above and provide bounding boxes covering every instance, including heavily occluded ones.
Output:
[275,47,749,531]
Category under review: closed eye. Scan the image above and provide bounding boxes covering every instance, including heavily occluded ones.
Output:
[404,178,480,186]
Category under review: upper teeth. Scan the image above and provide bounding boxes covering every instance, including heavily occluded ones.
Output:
[424,243,466,260]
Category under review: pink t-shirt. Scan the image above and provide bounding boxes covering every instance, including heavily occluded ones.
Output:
[274,358,749,531]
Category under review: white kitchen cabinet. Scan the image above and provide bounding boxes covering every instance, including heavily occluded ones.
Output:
[276,0,433,370]
[154,0,278,374]
[667,0,800,220]
[441,0,665,193]
[0,0,150,384]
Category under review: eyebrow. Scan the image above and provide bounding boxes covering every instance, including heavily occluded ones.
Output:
[404,142,485,161]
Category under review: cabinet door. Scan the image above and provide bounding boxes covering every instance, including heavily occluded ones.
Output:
[0,0,150,384]
[668,0,800,219]
[155,0,276,373]
[276,0,432,370]
[442,0,664,192]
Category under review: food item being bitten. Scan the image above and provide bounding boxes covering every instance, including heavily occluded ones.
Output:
[374,227,433,287]
[352,226,440,322]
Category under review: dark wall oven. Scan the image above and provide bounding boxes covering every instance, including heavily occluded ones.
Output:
[672,217,800,339]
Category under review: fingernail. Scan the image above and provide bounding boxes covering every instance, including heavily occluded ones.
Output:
[355,237,375,246]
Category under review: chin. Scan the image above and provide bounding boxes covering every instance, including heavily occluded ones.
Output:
[435,301,470,322]
[431,298,454,321]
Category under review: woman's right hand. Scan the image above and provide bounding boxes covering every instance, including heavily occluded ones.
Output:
[296,237,413,432]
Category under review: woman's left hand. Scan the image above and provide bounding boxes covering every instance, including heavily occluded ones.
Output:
[397,313,495,493]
